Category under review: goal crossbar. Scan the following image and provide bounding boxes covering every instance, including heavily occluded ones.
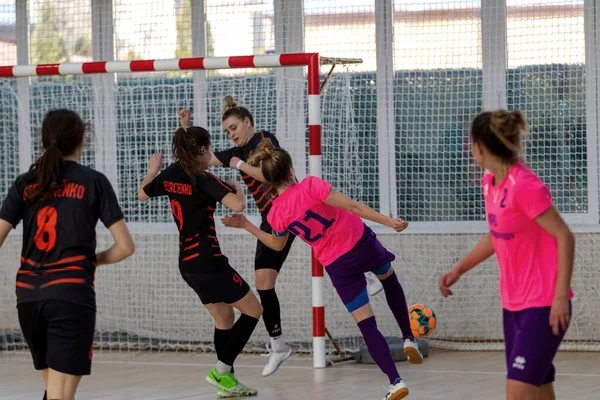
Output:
[0,52,366,369]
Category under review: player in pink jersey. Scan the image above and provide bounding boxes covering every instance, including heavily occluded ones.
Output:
[222,138,422,400]
[439,110,575,400]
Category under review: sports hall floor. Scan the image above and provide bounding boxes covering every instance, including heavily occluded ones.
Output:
[1,349,598,399]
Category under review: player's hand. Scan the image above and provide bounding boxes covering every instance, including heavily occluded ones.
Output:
[230,156,244,170]
[439,267,461,297]
[178,108,191,129]
[388,217,408,232]
[549,297,570,336]
[148,153,163,175]
[226,179,242,190]
[221,214,249,229]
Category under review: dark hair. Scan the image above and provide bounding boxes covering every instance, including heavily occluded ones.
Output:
[27,109,86,201]
[248,138,293,188]
[221,96,254,127]
[172,126,211,180]
[470,109,529,162]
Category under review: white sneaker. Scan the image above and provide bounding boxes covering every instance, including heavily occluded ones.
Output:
[262,345,292,377]
[383,379,409,400]
[366,272,384,296]
[403,337,423,364]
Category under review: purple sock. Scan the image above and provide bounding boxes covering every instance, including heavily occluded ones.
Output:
[381,272,414,339]
[357,316,401,384]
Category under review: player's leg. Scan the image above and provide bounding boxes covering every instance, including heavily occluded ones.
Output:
[254,228,294,377]
[18,302,50,399]
[46,370,82,400]
[43,300,95,400]
[373,263,422,364]
[327,264,408,400]
[200,267,260,397]
[505,305,568,400]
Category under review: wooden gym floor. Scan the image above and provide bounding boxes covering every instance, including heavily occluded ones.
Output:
[1,349,598,399]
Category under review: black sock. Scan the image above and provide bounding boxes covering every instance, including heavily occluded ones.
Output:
[220,314,259,367]
[258,288,282,337]
[214,328,233,372]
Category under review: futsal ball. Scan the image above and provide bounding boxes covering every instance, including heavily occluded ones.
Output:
[408,304,436,338]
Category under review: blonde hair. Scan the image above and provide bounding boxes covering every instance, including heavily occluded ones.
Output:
[248,138,293,187]
[471,109,529,161]
[221,95,254,127]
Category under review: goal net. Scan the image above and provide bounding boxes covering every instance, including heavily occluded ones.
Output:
[0,0,599,362]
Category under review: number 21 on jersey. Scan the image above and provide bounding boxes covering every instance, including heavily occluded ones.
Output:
[288,210,335,242]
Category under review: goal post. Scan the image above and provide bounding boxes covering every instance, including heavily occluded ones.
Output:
[0,53,362,369]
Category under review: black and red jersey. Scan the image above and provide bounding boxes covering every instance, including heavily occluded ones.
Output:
[0,161,124,308]
[214,131,280,218]
[143,162,234,271]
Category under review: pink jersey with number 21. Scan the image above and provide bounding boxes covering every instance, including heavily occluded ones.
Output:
[267,176,365,266]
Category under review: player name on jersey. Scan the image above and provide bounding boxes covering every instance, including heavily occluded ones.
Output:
[23,182,86,201]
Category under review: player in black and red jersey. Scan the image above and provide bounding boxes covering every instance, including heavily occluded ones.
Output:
[179,98,294,376]
[180,96,384,376]
[0,109,135,400]
[138,126,262,398]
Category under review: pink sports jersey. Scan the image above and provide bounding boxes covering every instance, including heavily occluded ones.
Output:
[267,176,365,266]
[482,162,574,311]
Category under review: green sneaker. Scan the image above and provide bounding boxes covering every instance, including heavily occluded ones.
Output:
[217,388,236,398]
[205,367,238,391]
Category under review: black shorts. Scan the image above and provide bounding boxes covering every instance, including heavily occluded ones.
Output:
[255,219,295,272]
[17,300,96,376]
[180,263,251,305]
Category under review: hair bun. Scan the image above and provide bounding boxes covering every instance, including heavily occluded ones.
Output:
[221,96,238,114]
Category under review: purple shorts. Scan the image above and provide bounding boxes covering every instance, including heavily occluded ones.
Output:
[325,225,395,309]
[503,302,571,386]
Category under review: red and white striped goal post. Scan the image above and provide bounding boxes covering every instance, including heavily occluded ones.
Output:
[0,53,363,369]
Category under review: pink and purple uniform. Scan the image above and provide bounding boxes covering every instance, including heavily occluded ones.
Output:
[267,176,395,310]
[482,161,573,386]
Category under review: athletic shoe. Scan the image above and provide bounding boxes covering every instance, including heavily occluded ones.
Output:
[217,382,258,398]
[206,367,238,391]
[366,272,384,296]
[403,337,423,364]
[262,345,292,377]
[383,378,409,400]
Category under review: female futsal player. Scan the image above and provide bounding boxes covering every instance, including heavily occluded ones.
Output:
[178,99,294,376]
[138,126,262,397]
[221,138,422,400]
[439,110,575,400]
[179,98,384,376]
[0,109,135,400]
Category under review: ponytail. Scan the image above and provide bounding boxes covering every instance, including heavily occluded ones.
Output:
[248,138,293,187]
[27,142,65,201]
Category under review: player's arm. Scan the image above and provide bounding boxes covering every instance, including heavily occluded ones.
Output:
[0,177,25,248]
[220,179,245,212]
[231,158,266,182]
[535,207,575,300]
[210,152,224,166]
[96,219,135,265]
[138,153,163,201]
[324,189,408,232]
[534,207,575,334]
[0,219,13,248]
[178,108,223,166]
[221,214,288,251]
[439,234,494,297]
